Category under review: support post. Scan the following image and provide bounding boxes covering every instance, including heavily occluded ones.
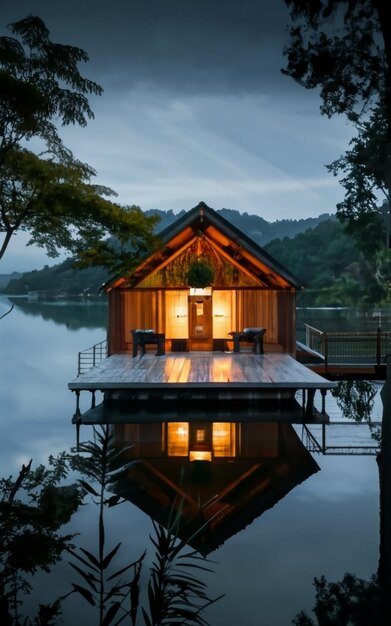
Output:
[302,389,306,418]
[76,421,81,451]
[74,390,81,417]
[377,327,382,366]
[321,388,326,414]
[323,332,328,367]
[322,423,326,454]
[304,389,316,421]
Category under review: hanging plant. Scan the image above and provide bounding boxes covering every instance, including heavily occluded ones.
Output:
[186,260,214,288]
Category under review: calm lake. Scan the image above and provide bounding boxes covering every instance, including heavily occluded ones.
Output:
[0,296,382,625]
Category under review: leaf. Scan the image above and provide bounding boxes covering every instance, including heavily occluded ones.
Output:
[106,551,146,582]
[142,608,152,626]
[102,602,121,626]
[105,494,121,507]
[79,547,101,570]
[103,584,124,604]
[78,479,99,497]
[69,561,98,591]
[102,543,121,570]
[71,583,96,606]
[68,549,100,573]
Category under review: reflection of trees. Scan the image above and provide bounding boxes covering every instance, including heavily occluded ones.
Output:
[294,377,391,624]
[292,573,380,625]
[331,380,380,441]
[0,455,83,625]
[8,298,107,331]
[0,429,222,626]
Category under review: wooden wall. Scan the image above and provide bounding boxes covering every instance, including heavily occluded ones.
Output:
[108,287,297,354]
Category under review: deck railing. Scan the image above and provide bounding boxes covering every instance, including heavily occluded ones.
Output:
[304,324,391,366]
[78,339,108,375]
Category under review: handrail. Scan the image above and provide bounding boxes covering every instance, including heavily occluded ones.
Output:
[304,324,391,366]
[78,339,107,375]
[301,425,323,453]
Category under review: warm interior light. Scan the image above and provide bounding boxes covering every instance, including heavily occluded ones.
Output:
[189,450,212,462]
[189,287,212,297]
[167,422,189,456]
[196,428,206,443]
[176,306,188,318]
[213,422,236,457]
[212,291,235,338]
[165,291,189,338]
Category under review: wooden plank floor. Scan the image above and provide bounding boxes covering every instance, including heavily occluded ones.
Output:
[69,352,335,391]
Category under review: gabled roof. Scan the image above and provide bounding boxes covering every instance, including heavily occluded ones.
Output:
[113,423,319,555]
[104,202,303,291]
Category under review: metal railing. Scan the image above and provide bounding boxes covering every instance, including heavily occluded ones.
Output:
[78,339,108,375]
[302,424,324,453]
[304,324,391,366]
[301,423,380,456]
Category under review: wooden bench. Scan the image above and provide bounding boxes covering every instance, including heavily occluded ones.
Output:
[131,330,165,356]
[229,328,266,354]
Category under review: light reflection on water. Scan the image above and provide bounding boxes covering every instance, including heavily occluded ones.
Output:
[0,297,381,625]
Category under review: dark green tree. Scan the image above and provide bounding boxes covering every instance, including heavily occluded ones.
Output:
[0,15,158,270]
[0,455,83,625]
[292,573,380,626]
[283,3,391,620]
[283,0,391,262]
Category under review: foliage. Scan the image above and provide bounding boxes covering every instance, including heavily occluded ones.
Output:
[283,0,391,260]
[1,210,332,297]
[2,211,387,306]
[292,572,380,626]
[2,259,110,297]
[266,217,390,306]
[68,426,144,626]
[331,380,377,422]
[331,380,381,443]
[143,522,222,626]
[0,15,159,269]
[69,426,222,626]
[0,454,83,625]
[185,261,214,288]
[265,218,360,288]
[327,103,389,257]
[0,14,102,158]
[283,1,387,121]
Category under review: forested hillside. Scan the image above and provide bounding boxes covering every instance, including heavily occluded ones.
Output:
[265,220,385,307]
[264,219,360,288]
[2,209,369,305]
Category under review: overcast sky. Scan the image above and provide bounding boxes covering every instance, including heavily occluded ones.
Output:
[1,0,355,273]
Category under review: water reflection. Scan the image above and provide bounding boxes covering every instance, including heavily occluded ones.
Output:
[7,297,107,330]
[112,421,320,555]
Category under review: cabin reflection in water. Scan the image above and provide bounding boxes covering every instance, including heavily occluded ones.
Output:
[112,421,319,555]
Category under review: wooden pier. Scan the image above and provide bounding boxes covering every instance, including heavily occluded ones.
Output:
[69,351,335,425]
[297,324,391,380]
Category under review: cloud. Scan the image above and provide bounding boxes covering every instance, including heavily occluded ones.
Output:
[0,1,357,273]
[2,0,292,94]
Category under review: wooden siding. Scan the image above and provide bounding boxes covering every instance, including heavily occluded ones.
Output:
[109,287,296,354]
[277,290,296,354]
[236,290,279,345]
[108,289,125,355]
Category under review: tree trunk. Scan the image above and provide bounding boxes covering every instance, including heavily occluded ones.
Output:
[378,373,391,624]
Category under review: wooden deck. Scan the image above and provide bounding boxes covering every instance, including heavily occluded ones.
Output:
[69,352,335,425]
[69,352,334,391]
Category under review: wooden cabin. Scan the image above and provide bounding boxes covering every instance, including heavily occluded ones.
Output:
[112,421,320,555]
[69,202,335,430]
[104,202,303,356]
